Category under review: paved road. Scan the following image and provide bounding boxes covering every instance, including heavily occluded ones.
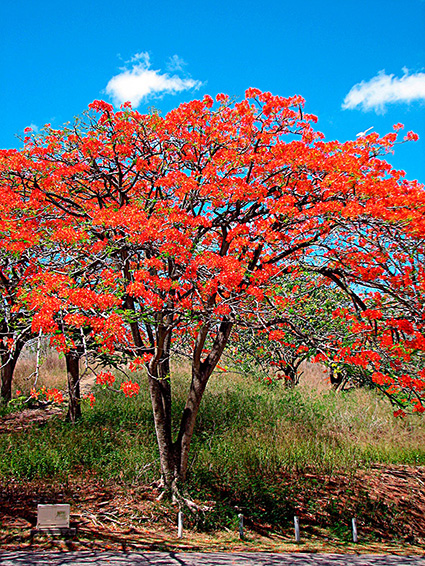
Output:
[0,552,424,566]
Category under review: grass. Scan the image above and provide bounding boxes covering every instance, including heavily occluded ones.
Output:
[3,357,425,479]
[1,356,425,542]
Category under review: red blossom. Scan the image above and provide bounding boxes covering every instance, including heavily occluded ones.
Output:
[96,371,116,386]
[120,380,140,397]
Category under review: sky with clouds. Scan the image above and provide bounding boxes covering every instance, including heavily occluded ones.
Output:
[1,0,424,181]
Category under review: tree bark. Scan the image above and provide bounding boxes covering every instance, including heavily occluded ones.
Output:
[65,350,82,422]
[174,364,209,483]
[0,340,23,404]
[147,326,175,486]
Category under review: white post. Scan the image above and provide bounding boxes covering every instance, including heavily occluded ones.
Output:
[177,511,183,539]
[294,515,300,542]
[352,517,358,543]
[238,513,244,539]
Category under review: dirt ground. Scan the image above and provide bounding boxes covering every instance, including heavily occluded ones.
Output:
[1,407,424,555]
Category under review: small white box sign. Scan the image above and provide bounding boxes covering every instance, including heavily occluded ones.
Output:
[36,504,70,529]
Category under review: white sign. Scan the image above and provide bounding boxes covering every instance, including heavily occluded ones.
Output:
[36,504,70,529]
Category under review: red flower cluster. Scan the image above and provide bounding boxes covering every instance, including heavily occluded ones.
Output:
[83,393,96,408]
[120,380,140,397]
[30,386,64,404]
[96,371,116,386]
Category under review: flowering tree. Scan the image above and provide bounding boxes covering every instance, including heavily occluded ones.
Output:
[310,215,425,412]
[0,167,95,419]
[230,261,425,401]
[0,91,424,500]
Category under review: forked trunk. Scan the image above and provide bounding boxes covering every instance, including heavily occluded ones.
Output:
[65,350,81,423]
[148,320,233,502]
[149,363,209,501]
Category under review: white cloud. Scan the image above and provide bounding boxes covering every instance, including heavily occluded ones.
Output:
[105,52,203,107]
[342,69,425,113]
[167,54,187,72]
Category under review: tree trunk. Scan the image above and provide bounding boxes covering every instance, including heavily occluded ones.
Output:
[0,341,23,404]
[65,350,81,423]
[148,364,207,502]
[147,335,175,484]
[148,319,233,502]
[329,366,344,389]
[174,365,209,483]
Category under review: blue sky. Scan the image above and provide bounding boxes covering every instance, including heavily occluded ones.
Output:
[1,0,424,181]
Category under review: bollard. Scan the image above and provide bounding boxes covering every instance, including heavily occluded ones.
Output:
[238,513,244,540]
[178,511,183,539]
[352,517,358,543]
[294,515,300,542]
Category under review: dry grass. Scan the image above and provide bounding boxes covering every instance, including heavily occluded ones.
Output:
[13,342,67,392]
[12,343,99,396]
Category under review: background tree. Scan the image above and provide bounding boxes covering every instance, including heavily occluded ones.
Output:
[0,184,40,403]
[225,272,356,387]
